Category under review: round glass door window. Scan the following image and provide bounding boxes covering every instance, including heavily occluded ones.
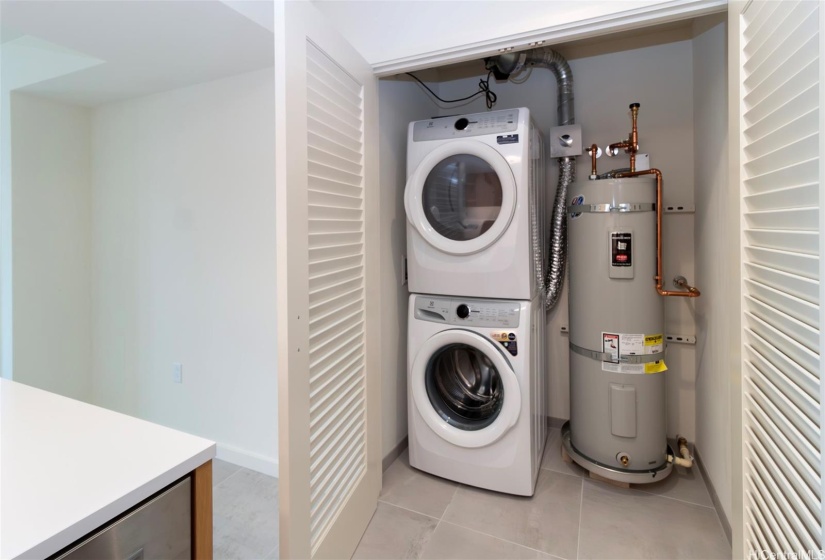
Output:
[422,154,503,242]
[425,343,504,431]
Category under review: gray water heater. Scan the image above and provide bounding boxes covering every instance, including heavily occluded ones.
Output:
[562,176,672,483]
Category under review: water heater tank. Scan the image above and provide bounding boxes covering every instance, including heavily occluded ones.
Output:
[563,176,672,483]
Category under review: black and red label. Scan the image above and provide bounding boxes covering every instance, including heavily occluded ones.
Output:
[611,232,632,267]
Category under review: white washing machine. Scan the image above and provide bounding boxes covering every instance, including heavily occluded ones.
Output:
[405,108,545,300]
[407,294,546,496]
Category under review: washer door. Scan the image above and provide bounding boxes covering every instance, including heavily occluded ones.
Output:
[405,140,516,255]
[411,329,521,448]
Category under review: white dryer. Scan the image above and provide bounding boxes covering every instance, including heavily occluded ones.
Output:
[405,108,545,300]
[407,294,546,496]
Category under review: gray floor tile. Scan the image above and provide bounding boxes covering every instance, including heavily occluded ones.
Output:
[352,502,439,560]
[633,462,714,507]
[212,458,242,487]
[420,521,561,559]
[578,479,730,560]
[213,468,279,560]
[442,469,582,559]
[541,428,586,478]
[380,450,460,519]
[263,544,280,559]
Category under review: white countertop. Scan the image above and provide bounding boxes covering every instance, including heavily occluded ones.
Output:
[0,379,216,560]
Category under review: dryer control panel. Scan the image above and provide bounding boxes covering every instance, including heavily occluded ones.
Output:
[414,296,520,328]
[412,109,520,142]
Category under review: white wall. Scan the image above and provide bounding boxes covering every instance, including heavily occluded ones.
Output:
[90,68,279,475]
[378,77,439,458]
[692,15,732,526]
[436,31,698,440]
[10,93,93,402]
[1,33,106,381]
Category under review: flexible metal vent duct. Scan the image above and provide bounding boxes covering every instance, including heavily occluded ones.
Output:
[485,48,575,310]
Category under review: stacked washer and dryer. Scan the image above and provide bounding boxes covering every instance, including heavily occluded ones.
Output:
[404,108,547,496]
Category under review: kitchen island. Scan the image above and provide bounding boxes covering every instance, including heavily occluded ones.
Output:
[0,378,216,559]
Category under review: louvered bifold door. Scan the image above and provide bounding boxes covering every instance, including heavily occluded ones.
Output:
[275,1,381,558]
[738,0,824,555]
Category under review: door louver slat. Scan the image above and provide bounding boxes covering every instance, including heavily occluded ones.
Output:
[744,182,818,211]
[745,377,820,479]
[746,296,819,352]
[745,247,819,279]
[740,2,822,555]
[308,146,363,176]
[747,476,795,552]
[305,40,367,554]
[308,116,361,153]
[745,263,819,304]
[743,158,819,194]
[745,279,819,327]
[746,431,819,549]
[309,175,363,199]
[743,0,787,42]
[748,393,821,502]
[746,313,820,378]
[307,102,363,144]
[745,230,819,256]
[744,63,818,125]
[744,80,818,142]
[743,3,817,81]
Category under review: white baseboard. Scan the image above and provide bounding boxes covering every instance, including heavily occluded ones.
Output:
[216,442,279,478]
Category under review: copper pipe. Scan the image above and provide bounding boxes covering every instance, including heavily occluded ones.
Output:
[590,143,598,178]
[607,140,630,155]
[674,276,701,295]
[629,103,639,172]
[615,168,700,298]
[609,103,642,172]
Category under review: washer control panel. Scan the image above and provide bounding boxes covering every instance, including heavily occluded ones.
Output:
[412,109,520,142]
[414,296,520,328]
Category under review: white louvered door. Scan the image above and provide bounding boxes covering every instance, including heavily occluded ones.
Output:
[737,0,824,555]
[275,1,381,558]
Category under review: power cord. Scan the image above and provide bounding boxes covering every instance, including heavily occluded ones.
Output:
[405,71,498,109]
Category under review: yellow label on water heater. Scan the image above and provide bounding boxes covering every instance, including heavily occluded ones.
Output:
[645,360,668,374]
[645,334,663,347]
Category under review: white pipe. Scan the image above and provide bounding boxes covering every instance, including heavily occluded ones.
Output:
[667,437,693,469]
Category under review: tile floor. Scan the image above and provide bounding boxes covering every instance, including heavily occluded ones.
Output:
[211,429,731,560]
[212,459,280,560]
[354,428,732,560]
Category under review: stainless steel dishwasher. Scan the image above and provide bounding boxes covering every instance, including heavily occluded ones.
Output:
[55,477,191,560]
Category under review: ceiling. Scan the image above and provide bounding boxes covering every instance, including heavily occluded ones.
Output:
[0,0,274,107]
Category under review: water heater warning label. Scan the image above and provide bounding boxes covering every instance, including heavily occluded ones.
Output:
[601,332,667,374]
[611,232,632,266]
[602,333,619,362]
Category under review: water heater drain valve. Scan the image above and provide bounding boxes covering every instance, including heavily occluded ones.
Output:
[616,452,631,467]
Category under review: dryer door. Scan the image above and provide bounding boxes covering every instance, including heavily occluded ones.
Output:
[411,329,521,448]
[405,140,517,255]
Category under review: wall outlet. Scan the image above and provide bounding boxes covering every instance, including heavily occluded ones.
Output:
[172,362,183,383]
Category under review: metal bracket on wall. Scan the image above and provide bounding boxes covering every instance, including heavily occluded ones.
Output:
[665,334,696,345]
[663,204,695,213]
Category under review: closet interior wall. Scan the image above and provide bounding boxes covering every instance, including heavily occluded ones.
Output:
[378,14,730,521]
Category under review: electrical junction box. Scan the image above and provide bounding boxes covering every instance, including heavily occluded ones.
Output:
[549,124,582,158]
[635,153,650,171]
